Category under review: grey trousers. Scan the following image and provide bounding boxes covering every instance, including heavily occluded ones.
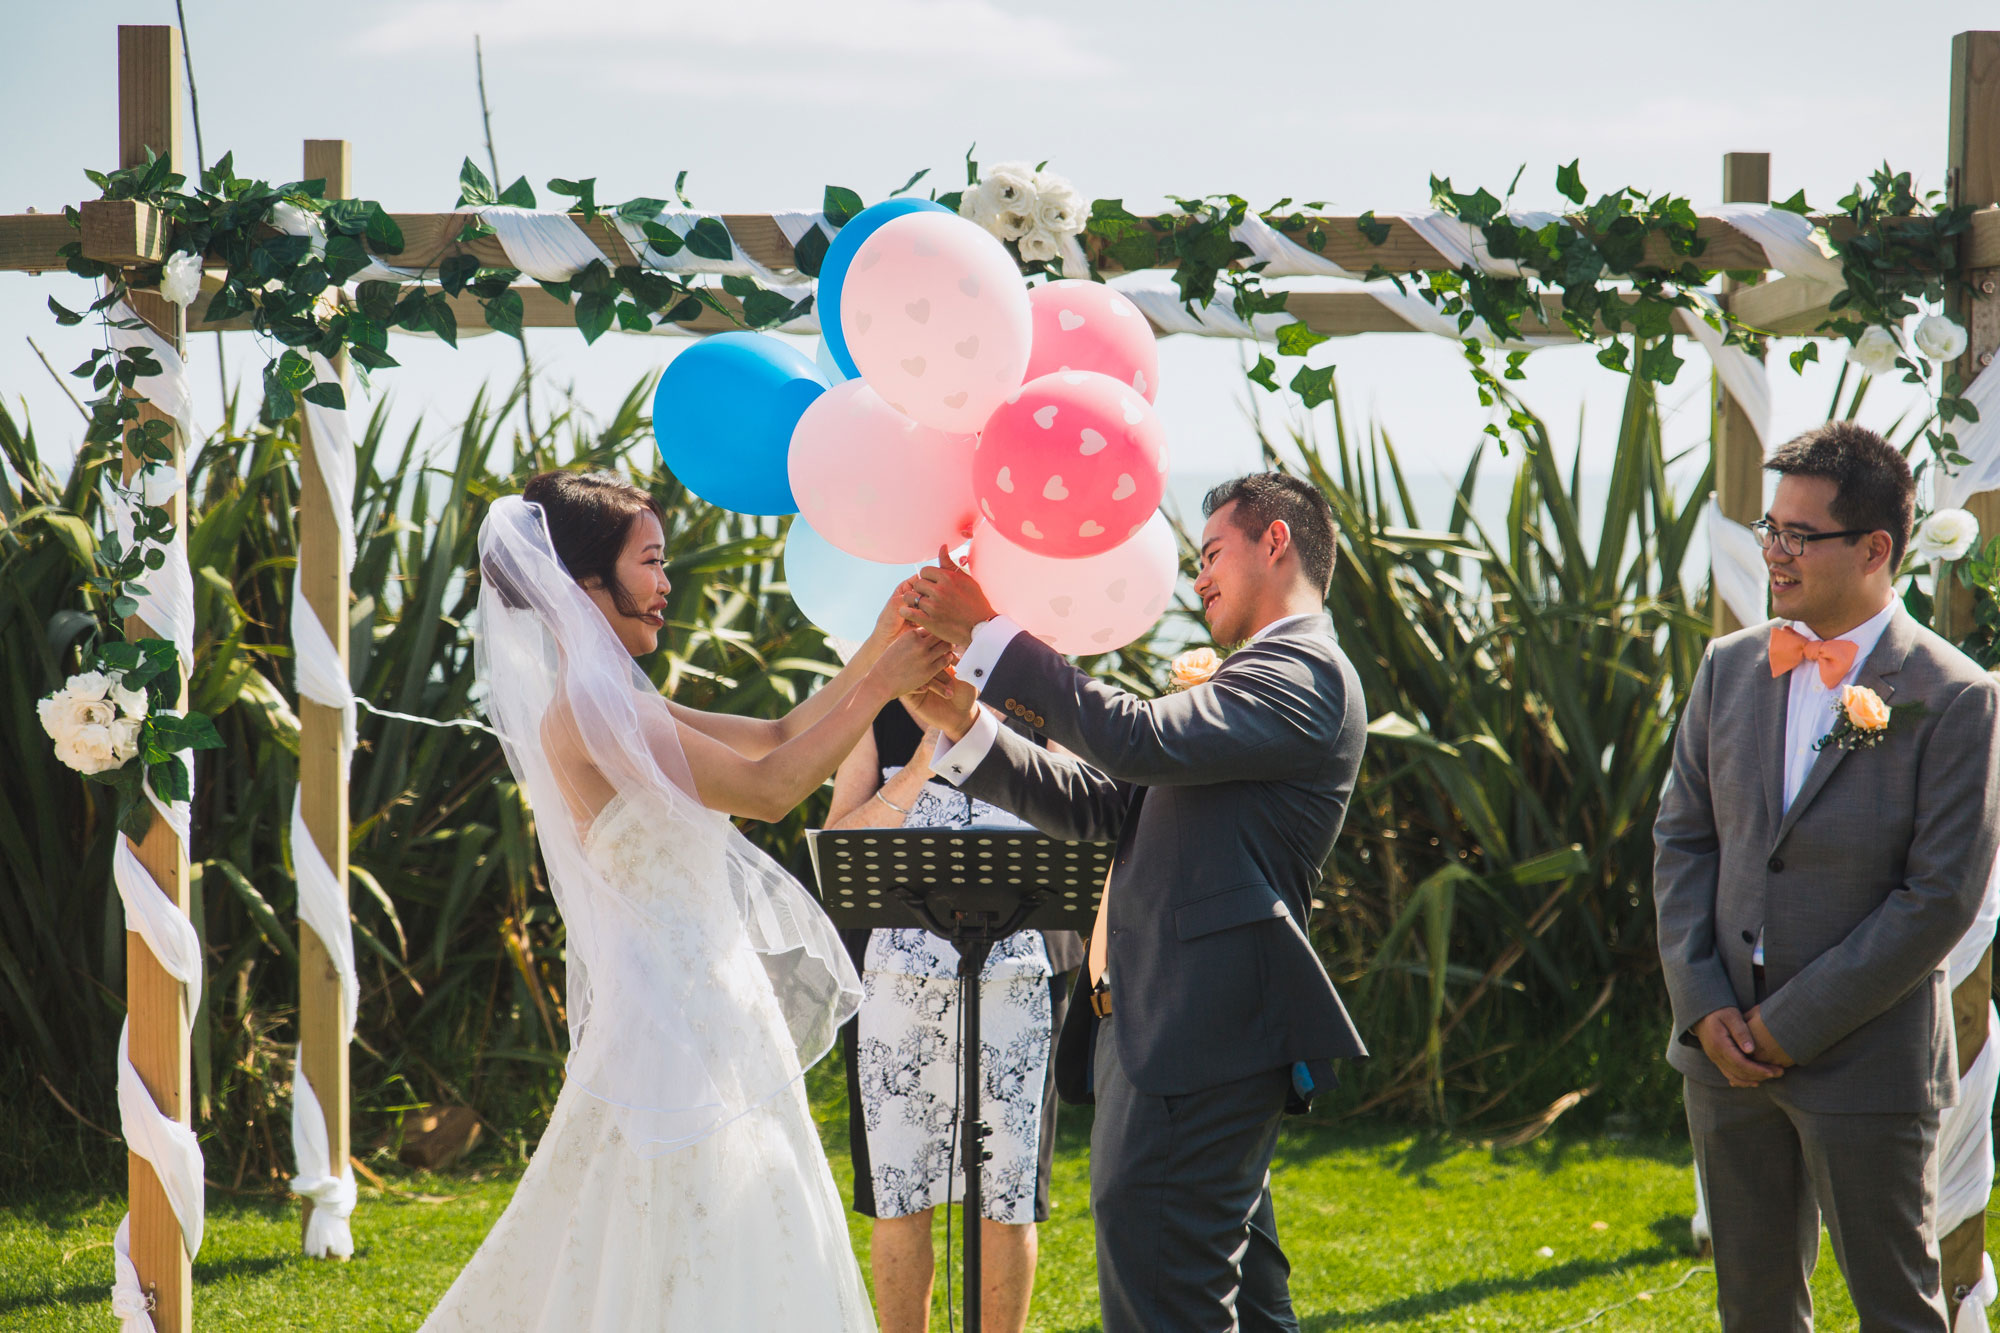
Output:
[1684,1078,1947,1333]
[1090,1015,1297,1333]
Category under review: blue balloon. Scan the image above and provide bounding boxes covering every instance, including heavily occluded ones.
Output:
[653,332,825,515]
[818,197,952,380]
[783,518,923,643]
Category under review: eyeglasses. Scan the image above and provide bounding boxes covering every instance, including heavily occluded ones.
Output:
[1749,518,1875,558]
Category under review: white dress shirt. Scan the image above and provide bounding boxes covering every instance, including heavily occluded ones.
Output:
[932,610,1323,785]
[1755,598,1896,965]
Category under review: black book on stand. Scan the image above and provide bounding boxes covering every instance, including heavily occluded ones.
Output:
[806,827,1109,1333]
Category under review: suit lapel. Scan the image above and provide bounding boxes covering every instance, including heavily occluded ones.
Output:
[1756,628,1789,834]
[1770,605,1913,849]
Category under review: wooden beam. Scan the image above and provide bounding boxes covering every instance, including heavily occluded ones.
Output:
[1941,37,2000,1324]
[1713,152,1771,637]
[1726,274,1836,337]
[15,206,2000,282]
[296,137,352,1261]
[118,24,192,1333]
[80,199,170,264]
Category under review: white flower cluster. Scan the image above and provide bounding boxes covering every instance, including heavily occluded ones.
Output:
[959,162,1085,264]
[159,250,203,308]
[39,669,148,775]
[1846,314,1969,377]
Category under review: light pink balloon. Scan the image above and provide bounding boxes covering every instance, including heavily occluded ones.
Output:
[970,512,1178,656]
[974,370,1168,559]
[1023,280,1160,402]
[840,212,1033,433]
[788,381,979,563]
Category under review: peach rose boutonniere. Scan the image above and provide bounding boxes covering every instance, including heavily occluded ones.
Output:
[1814,683,1919,753]
[1168,646,1221,692]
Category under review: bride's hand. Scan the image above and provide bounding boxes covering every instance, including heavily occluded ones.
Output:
[869,577,922,647]
[903,671,979,741]
[870,627,955,699]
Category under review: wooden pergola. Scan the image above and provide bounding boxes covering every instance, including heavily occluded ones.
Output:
[5,22,1999,1333]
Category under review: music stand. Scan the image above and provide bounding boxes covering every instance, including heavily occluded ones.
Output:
[808,827,1108,1333]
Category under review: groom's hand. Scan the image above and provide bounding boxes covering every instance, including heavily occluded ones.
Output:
[904,670,980,742]
[900,545,996,650]
[1694,1006,1785,1087]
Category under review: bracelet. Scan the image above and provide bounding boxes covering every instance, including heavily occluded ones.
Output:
[872,790,910,816]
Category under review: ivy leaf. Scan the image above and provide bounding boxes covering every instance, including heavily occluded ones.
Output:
[483,289,525,341]
[888,168,930,198]
[1789,342,1820,373]
[664,296,704,324]
[615,300,652,333]
[301,381,346,411]
[573,259,614,297]
[497,175,537,209]
[323,234,370,285]
[617,266,680,311]
[548,177,599,218]
[1274,322,1329,358]
[457,157,497,207]
[640,221,685,256]
[48,296,86,326]
[934,191,964,213]
[792,224,831,278]
[438,253,481,297]
[363,202,404,254]
[824,186,865,228]
[456,217,497,244]
[426,293,459,349]
[575,292,617,344]
[1247,355,1279,392]
[275,349,315,392]
[616,196,668,222]
[1289,363,1337,408]
[685,217,734,261]
[674,170,692,208]
[1555,159,1587,206]
[251,233,311,280]
[1774,189,1812,217]
[355,280,399,323]
[720,274,758,300]
[742,289,810,329]
[537,279,573,306]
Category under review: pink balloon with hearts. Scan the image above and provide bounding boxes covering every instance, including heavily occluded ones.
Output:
[1022,279,1160,403]
[839,212,1033,434]
[970,512,1179,655]
[788,381,979,563]
[974,370,1167,559]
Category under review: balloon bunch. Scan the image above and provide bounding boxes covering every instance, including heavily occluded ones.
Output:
[655,200,1173,654]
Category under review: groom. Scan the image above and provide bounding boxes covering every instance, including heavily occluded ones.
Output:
[903,473,1367,1332]
[1655,422,2000,1330]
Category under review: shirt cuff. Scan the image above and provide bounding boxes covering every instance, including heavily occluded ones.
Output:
[956,616,1022,698]
[932,706,1001,786]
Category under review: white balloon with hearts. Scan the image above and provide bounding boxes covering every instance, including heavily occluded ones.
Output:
[788,381,979,563]
[970,511,1179,655]
[838,211,1033,434]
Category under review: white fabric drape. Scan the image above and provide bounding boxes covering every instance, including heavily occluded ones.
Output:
[1703,500,1769,631]
[290,1061,357,1259]
[106,304,197,667]
[1934,358,2000,512]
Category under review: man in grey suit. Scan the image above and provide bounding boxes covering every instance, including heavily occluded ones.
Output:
[1655,422,2000,1332]
[900,472,1367,1333]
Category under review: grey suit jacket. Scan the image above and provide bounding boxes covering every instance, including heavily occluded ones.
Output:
[956,614,1368,1099]
[1653,605,2000,1112]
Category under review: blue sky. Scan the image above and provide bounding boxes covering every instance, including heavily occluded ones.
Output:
[4,0,1994,525]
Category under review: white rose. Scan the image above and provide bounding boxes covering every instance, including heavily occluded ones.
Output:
[67,670,112,702]
[1914,507,1981,562]
[269,201,328,259]
[38,692,83,744]
[1846,325,1901,378]
[959,181,1033,240]
[1914,314,1969,363]
[1017,228,1062,263]
[109,715,144,764]
[109,675,149,720]
[57,725,122,775]
[978,163,1038,213]
[159,250,203,307]
[1031,173,1084,235]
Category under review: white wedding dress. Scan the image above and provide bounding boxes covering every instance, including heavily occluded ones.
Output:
[420,789,876,1332]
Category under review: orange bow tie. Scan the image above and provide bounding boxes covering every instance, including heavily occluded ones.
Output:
[1769,626,1858,687]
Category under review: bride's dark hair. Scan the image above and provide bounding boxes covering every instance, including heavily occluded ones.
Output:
[489,470,663,616]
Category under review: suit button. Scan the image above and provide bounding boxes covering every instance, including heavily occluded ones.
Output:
[1768,857,1784,873]
[1004,698,1017,710]
[1741,930,1755,944]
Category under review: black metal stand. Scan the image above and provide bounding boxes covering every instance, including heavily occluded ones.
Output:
[806,829,1107,1333]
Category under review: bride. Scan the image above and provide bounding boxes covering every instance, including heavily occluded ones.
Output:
[421,470,951,1332]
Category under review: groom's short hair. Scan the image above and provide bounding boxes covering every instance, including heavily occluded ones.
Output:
[1765,422,1915,568]
[1202,473,1338,595]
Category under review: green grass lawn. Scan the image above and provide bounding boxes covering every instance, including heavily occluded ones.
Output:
[1,1067,1865,1332]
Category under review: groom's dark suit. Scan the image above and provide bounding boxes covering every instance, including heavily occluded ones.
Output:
[934,613,1367,1332]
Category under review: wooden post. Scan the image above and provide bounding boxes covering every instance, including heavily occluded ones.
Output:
[1941,32,2000,1321]
[297,138,353,1254]
[1712,151,1770,637]
[118,25,193,1333]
